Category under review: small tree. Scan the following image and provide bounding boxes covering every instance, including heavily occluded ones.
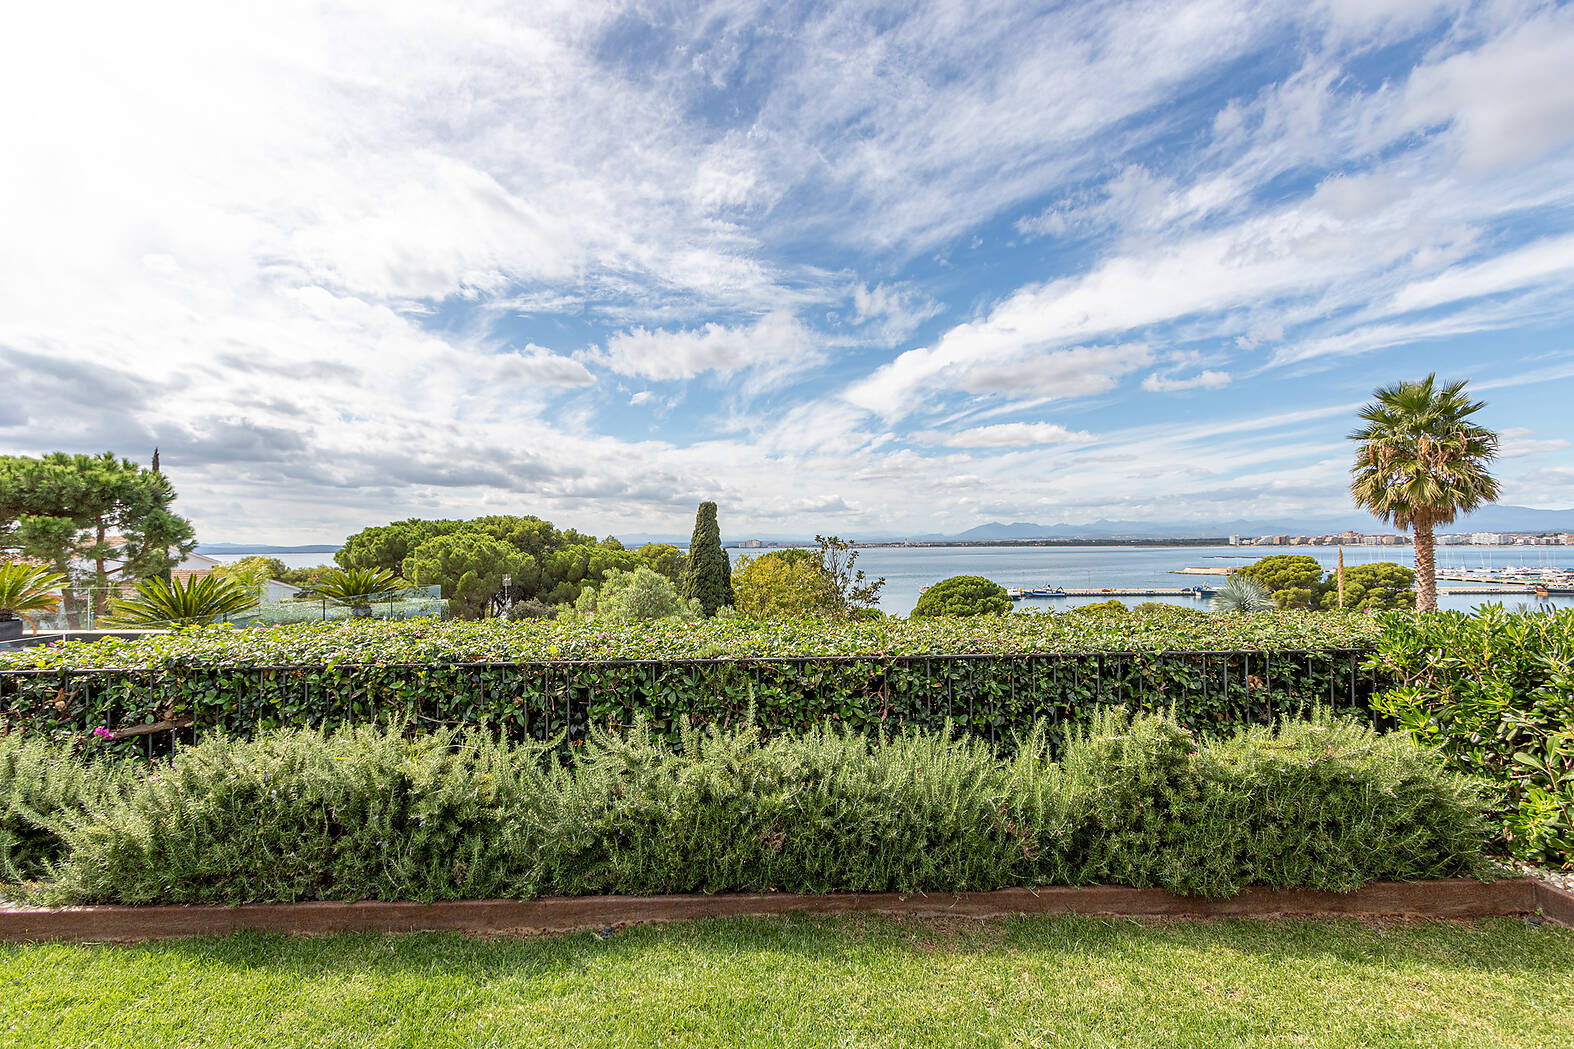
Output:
[575,567,694,621]
[1349,374,1500,612]
[912,576,1010,617]
[815,535,884,612]
[679,502,733,617]
[732,551,839,617]
[0,452,197,619]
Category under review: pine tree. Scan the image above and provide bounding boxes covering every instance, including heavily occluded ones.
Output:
[680,501,733,616]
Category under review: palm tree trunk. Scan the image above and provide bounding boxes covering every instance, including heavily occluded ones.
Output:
[1414,522,1437,612]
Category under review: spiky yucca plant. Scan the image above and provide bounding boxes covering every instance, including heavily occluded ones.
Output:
[1349,374,1499,612]
[1210,573,1274,613]
[0,562,68,633]
[103,574,258,627]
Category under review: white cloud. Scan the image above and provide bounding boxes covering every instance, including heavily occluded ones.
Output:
[587,310,819,383]
[916,423,1098,448]
[1142,370,1231,392]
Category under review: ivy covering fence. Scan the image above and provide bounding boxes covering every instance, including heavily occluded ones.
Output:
[0,611,1388,756]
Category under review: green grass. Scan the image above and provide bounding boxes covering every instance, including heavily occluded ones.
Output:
[3,915,1572,1048]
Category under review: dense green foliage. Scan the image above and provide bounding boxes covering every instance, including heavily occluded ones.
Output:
[1325,562,1415,611]
[402,532,524,619]
[1348,374,1500,611]
[1368,606,1573,866]
[1233,555,1414,611]
[102,574,259,627]
[574,567,695,621]
[680,502,733,617]
[0,451,196,619]
[6,918,1572,1049]
[0,611,1386,760]
[0,736,126,881]
[1234,555,1324,608]
[7,713,1487,904]
[338,514,659,610]
[732,550,839,616]
[912,576,1011,617]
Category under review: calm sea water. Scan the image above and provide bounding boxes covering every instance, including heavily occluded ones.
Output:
[806,544,1574,615]
[208,545,1574,617]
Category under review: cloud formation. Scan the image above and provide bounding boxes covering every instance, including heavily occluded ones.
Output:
[2,0,1572,542]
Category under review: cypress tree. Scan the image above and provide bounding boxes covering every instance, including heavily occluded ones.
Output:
[680,501,733,616]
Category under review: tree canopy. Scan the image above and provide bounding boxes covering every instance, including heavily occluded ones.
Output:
[402,532,528,619]
[911,575,1011,617]
[0,452,196,617]
[337,514,663,611]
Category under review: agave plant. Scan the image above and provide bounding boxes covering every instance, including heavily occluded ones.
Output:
[310,567,407,614]
[104,574,259,627]
[1210,573,1274,613]
[0,562,69,633]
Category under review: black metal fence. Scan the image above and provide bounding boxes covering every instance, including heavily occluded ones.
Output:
[0,647,1389,759]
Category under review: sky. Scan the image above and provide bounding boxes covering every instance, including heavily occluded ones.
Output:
[3,0,1574,544]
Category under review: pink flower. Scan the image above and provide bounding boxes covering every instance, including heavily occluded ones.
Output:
[92,726,115,740]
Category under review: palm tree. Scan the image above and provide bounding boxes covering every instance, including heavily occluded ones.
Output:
[104,574,259,627]
[1348,374,1499,612]
[1210,572,1273,612]
[0,562,69,634]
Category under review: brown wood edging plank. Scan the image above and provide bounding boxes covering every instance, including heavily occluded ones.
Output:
[1534,880,1574,926]
[0,879,1556,943]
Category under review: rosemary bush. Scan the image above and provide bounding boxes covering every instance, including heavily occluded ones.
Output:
[6,712,1488,905]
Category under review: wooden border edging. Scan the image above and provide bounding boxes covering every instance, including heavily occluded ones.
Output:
[2,879,1568,943]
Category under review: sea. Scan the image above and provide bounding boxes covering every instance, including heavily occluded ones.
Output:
[205,544,1574,617]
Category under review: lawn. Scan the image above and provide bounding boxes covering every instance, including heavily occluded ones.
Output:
[2,915,1571,1048]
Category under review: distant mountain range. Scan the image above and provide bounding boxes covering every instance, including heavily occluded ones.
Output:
[924,505,1574,542]
[207,505,1574,553]
[197,543,343,554]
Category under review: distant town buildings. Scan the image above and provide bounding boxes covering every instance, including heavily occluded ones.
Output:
[1234,530,1570,547]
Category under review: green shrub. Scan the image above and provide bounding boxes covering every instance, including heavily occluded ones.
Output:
[26,714,1489,905]
[0,735,125,882]
[912,576,1011,617]
[1367,606,1574,866]
[573,567,695,621]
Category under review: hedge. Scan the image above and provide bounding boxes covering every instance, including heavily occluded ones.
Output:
[5,713,1490,904]
[0,612,1387,757]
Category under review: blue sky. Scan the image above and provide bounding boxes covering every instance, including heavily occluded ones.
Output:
[3,0,1573,543]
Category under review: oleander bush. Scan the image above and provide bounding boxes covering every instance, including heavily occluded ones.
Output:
[6,712,1490,905]
[1367,606,1574,866]
[0,611,1387,758]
